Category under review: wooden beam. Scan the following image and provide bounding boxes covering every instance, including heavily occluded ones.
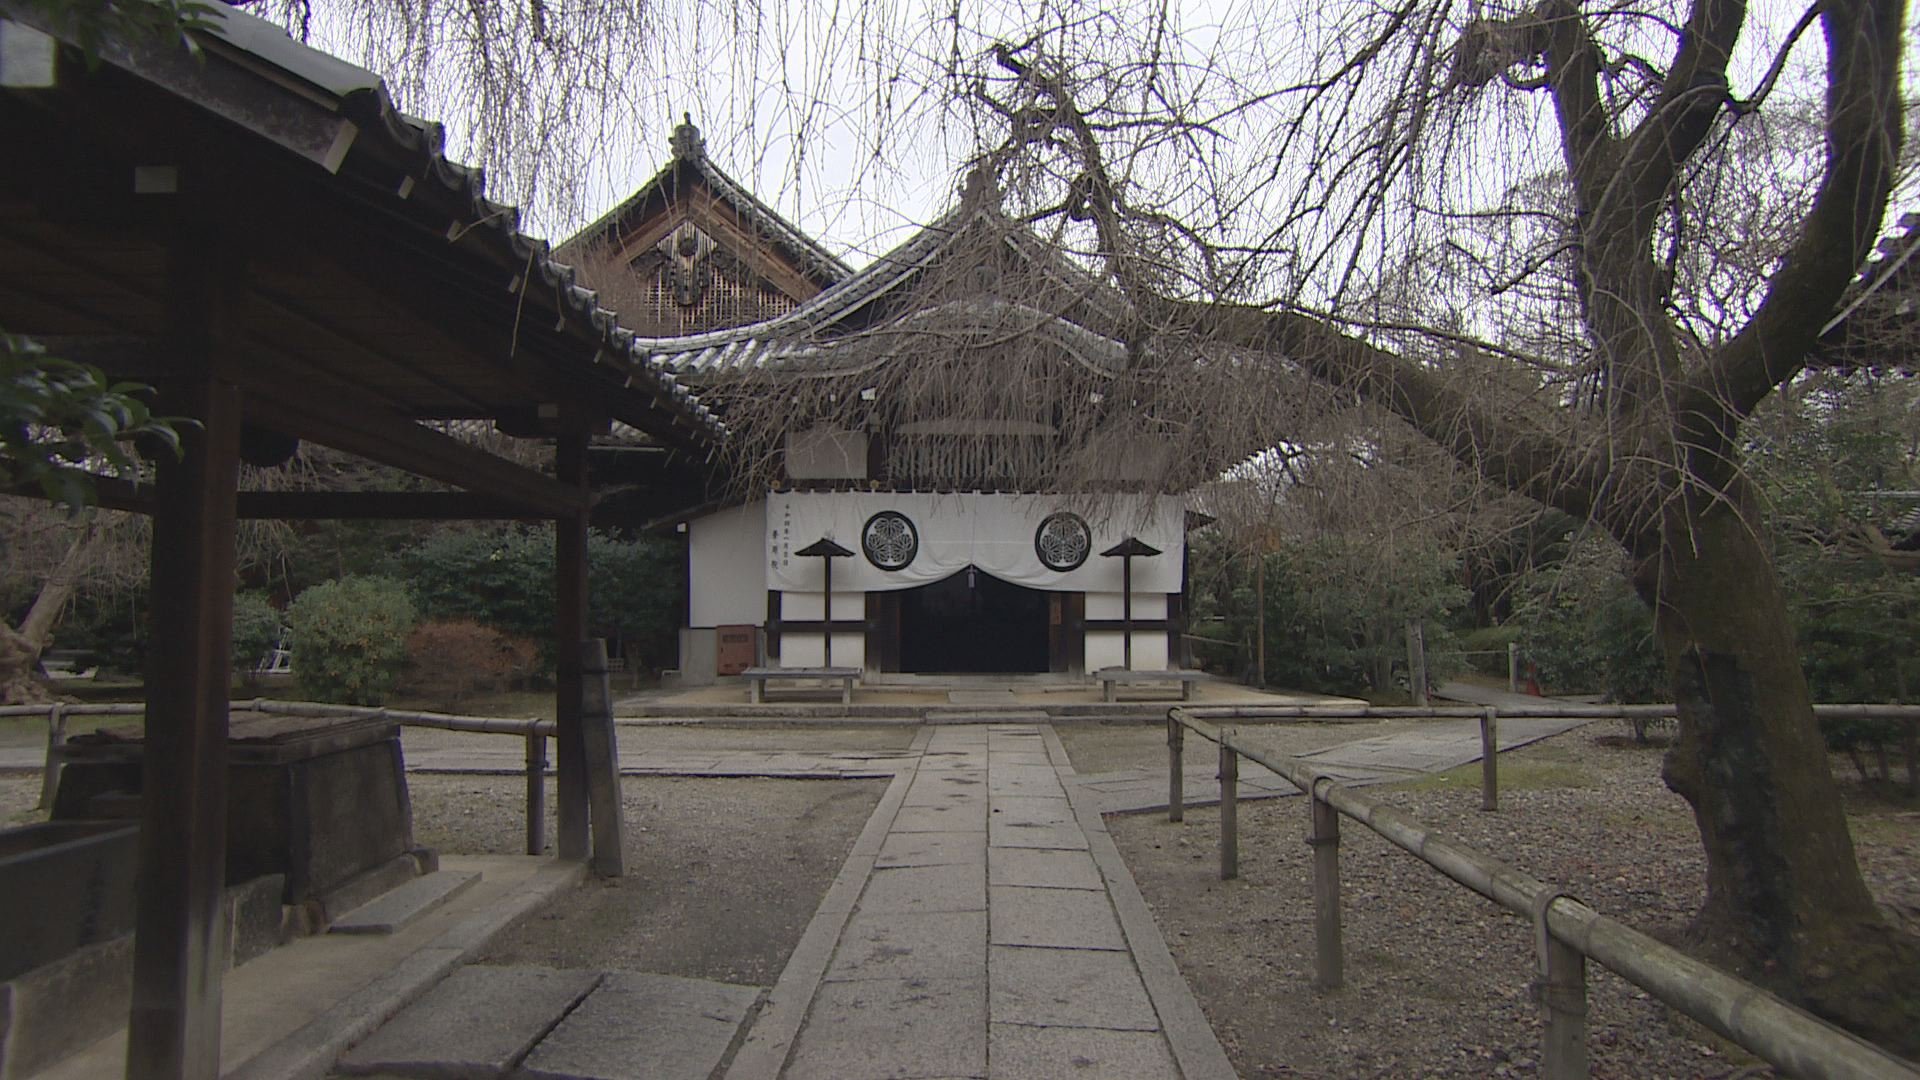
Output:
[12,334,158,370]
[240,387,584,518]
[234,490,539,520]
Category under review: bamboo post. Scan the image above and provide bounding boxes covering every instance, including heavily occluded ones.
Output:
[1480,707,1499,812]
[1167,714,1185,823]
[1219,732,1238,880]
[525,731,547,856]
[1309,780,1343,990]
[38,702,66,810]
[1406,618,1428,705]
[1534,893,1590,1078]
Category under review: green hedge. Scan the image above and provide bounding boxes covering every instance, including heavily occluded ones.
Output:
[287,575,415,705]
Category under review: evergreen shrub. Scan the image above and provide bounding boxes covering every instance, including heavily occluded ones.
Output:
[287,576,415,705]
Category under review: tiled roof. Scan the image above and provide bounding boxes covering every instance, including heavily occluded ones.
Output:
[1818,210,1920,371]
[567,118,853,289]
[628,202,1132,378]
[174,3,726,442]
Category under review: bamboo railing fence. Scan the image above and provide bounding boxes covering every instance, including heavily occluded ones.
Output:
[1166,704,1920,1080]
[11,698,554,855]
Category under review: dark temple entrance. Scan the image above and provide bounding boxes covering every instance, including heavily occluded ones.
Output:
[895,568,1050,674]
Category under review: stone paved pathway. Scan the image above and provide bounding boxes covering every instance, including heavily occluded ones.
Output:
[726,723,1234,1080]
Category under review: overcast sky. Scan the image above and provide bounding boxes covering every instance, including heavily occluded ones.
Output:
[298,1,1917,274]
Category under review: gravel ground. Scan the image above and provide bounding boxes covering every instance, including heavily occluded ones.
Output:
[1057,716,1443,775]
[428,773,888,986]
[397,722,916,758]
[0,771,42,824]
[1104,722,1920,1079]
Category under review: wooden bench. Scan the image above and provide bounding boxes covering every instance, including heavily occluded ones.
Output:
[742,666,860,705]
[1095,667,1204,702]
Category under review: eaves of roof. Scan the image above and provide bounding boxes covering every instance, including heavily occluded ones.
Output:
[565,151,853,289]
[10,0,728,448]
[627,204,1133,378]
[1822,210,1920,340]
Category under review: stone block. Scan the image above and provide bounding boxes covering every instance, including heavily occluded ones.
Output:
[335,965,600,1076]
[228,873,289,965]
[0,933,132,1080]
[990,887,1125,950]
[859,863,985,915]
[987,796,1075,827]
[988,1023,1179,1079]
[890,802,988,834]
[986,766,1065,799]
[989,819,1090,851]
[519,972,758,1080]
[988,848,1104,891]
[330,870,480,935]
[876,830,987,868]
[826,910,987,982]
[989,946,1158,1030]
[783,977,986,1080]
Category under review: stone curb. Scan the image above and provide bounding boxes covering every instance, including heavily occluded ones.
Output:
[1043,725,1239,1080]
[720,727,931,1080]
[613,705,1185,722]
[221,859,588,1080]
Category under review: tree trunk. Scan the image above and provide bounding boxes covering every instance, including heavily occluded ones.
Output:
[1649,496,1920,1048]
[0,516,102,705]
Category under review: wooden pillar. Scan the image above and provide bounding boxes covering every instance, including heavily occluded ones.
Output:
[1405,618,1428,705]
[554,429,590,861]
[1480,707,1500,812]
[524,731,547,856]
[1166,715,1185,823]
[821,557,834,668]
[1254,554,1266,688]
[1121,555,1134,669]
[128,376,242,1080]
[1309,785,1344,990]
[1218,732,1238,880]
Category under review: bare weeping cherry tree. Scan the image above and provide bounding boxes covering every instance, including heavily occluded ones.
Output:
[215,0,1912,1044]
[927,0,1915,1044]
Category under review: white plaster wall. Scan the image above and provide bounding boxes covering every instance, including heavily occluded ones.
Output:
[1085,592,1169,620]
[777,633,867,670]
[688,503,767,627]
[1086,631,1170,671]
[1086,590,1173,670]
[773,590,866,670]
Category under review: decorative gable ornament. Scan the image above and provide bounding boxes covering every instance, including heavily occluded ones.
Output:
[658,221,716,307]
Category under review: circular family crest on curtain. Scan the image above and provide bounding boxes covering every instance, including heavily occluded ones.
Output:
[862,511,919,570]
[1034,512,1092,572]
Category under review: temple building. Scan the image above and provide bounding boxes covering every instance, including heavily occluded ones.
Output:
[570,121,1202,683]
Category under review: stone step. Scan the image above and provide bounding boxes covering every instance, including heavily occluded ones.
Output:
[924,709,1050,725]
[946,688,1017,704]
[331,967,759,1080]
[329,870,480,935]
[520,972,760,1080]
[335,965,601,1076]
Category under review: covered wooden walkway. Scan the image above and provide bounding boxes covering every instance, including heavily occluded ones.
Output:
[0,4,721,1076]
